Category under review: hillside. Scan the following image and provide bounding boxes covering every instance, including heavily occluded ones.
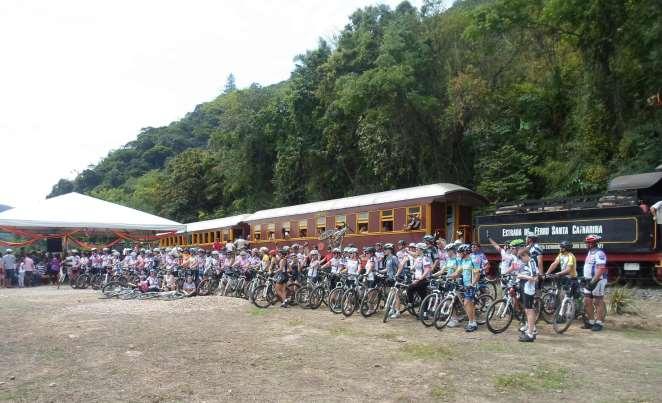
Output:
[49,0,662,223]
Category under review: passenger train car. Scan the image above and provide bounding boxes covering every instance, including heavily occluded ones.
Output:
[159,183,487,250]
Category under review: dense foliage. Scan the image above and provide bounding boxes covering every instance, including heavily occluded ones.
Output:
[49,0,662,222]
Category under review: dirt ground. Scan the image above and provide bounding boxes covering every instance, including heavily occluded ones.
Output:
[1,286,661,402]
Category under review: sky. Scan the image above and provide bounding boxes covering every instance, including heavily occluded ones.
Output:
[0,0,452,207]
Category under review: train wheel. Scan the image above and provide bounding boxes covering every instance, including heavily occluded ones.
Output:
[606,265,621,286]
[651,265,662,287]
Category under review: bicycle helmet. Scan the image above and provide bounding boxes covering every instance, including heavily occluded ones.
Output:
[269,249,277,256]
[278,248,288,255]
[259,247,268,253]
[5,248,12,253]
[526,235,539,242]
[457,244,471,254]
[397,240,406,246]
[585,234,601,244]
[332,248,341,253]
[342,247,351,253]
[211,250,219,255]
[383,243,394,251]
[423,235,435,243]
[444,243,456,251]
[153,248,160,252]
[509,239,525,248]
[349,247,359,254]
[365,246,376,254]
[559,240,572,250]
[310,249,319,256]
[102,247,109,252]
[91,248,97,252]
[72,249,79,254]
[415,242,427,250]
[408,243,417,248]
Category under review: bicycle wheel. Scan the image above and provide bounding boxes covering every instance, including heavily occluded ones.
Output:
[342,289,357,317]
[486,299,513,334]
[252,284,275,308]
[76,274,90,289]
[197,279,211,296]
[407,292,422,318]
[328,287,344,314]
[419,293,439,327]
[433,296,454,330]
[91,274,103,290]
[552,299,576,334]
[383,290,396,323]
[138,292,159,300]
[475,294,494,325]
[296,287,311,307]
[286,283,300,306]
[481,281,497,300]
[540,292,558,324]
[102,281,123,298]
[70,274,78,289]
[360,289,381,318]
[308,286,324,309]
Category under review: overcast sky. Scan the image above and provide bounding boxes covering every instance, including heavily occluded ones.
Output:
[0,0,452,207]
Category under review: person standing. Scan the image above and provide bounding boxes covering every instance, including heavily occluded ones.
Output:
[0,251,5,288]
[17,256,26,287]
[583,234,608,331]
[2,249,16,288]
[23,253,35,287]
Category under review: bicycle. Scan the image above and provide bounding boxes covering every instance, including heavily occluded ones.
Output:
[252,275,279,308]
[433,280,493,330]
[359,274,388,318]
[382,278,413,323]
[418,278,446,327]
[485,275,539,334]
[552,277,587,334]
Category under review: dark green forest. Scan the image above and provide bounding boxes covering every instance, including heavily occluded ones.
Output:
[49,0,662,223]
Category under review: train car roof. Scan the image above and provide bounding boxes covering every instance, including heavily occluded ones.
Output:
[185,213,252,233]
[608,171,662,191]
[246,183,487,222]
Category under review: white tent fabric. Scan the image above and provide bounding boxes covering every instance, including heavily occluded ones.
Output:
[0,192,184,231]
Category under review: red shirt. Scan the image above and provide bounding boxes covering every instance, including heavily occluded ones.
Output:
[212,241,221,251]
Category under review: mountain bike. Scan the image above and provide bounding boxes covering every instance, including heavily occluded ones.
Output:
[433,280,493,330]
[419,278,446,327]
[485,275,539,334]
[360,274,388,318]
[553,278,587,334]
[382,278,413,323]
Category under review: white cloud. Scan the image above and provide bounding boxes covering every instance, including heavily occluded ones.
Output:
[0,0,449,207]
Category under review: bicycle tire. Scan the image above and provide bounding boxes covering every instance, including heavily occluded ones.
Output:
[407,292,422,318]
[360,289,381,318]
[328,287,344,314]
[342,289,357,317]
[286,283,300,306]
[433,296,454,330]
[552,299,576,334]
[76,274,90,289]
[486,299,513,334]
[419,293,439,327]
[475,294,494,325]
[383,290,396,323]
[102,281,124,298]
[197,279,211,296]
[540,292,558,324]
[252,284,275,308]
[308,286,324,310]
[296,287,311,307]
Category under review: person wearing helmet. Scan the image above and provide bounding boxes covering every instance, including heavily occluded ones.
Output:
[147,269,160,292]
[488,238,516,276]
[407,242,433,311]
[515,248,538,342]
[2,249,16,288]
[342,248,361,286]
[546,241,577,279]
[90,248,102,276]
[307,249,321,284]
[470,242,490,275]
[363,247,377,288]
[321,247,343,286]
[583,234,607,331]
[275,248,290,307]
[526,235,543,274]
[449,244,480,332]
[380,244,399,286]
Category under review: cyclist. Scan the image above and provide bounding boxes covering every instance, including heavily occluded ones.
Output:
[516,248,538,342]
[423,234,441,272]
[450,244,480,332]
[545,240,577,279]
[380,243,400,286]
[526,235,544,274]
[307,249,321,284]
[364,247,377,288]
[70,250,82,284]
[488,238,516,276]
[438,244,462,327]
[275,248,290,307]
[342,248,361,286]
[147,269,160,292]
[90,248,102,276]
[321,247,342,286]
[408,243,432,311]
[470,242,490,274]
[583,234,608,331]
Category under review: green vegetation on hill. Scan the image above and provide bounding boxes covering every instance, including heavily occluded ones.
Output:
[49,0,662,222]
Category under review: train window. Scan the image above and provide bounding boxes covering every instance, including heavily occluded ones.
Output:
[446,205,455,241]
[253,224,261,241]
[204,233,209,244]
[216,231,221,242]
[223,229,230,242]
[335,215,346,229]
[381,209,394,232]
[406,206,422,230]
[267,223,276,240]
[316,215,326,234]
[282,222,291,239]
[298,220,308,238]
[357,212,369,233]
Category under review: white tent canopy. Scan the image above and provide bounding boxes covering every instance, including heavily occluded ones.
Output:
[0,192,185,232]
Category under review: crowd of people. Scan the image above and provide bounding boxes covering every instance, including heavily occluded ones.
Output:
[1,232,609,342]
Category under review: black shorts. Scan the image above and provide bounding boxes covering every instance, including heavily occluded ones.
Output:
[275,272,288,284]
[521,292,535,309]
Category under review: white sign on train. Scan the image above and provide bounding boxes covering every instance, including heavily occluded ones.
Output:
[501,224,604,238]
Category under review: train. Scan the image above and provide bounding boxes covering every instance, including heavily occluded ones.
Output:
[159,169,662,285]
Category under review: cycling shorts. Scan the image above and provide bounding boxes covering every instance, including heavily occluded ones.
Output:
[464,286,476,302]
[521,292,535,309]
[584,278,607,298]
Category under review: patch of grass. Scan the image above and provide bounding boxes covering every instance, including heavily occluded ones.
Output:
[431,384,455,401]
[494,366,569,393]
[618,328,662,340]
[380,332,403,342]
[328,326,358,337]
[609,287,638,315]
[248,307,269,316]
[400,343,454,361]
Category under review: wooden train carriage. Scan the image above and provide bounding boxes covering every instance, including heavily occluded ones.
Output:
[476,169,662,285]
[245,183,487,250]
[159,214,251,249]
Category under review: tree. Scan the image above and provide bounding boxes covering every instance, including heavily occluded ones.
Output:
[48,179,74,198]
[224,73,237,94]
